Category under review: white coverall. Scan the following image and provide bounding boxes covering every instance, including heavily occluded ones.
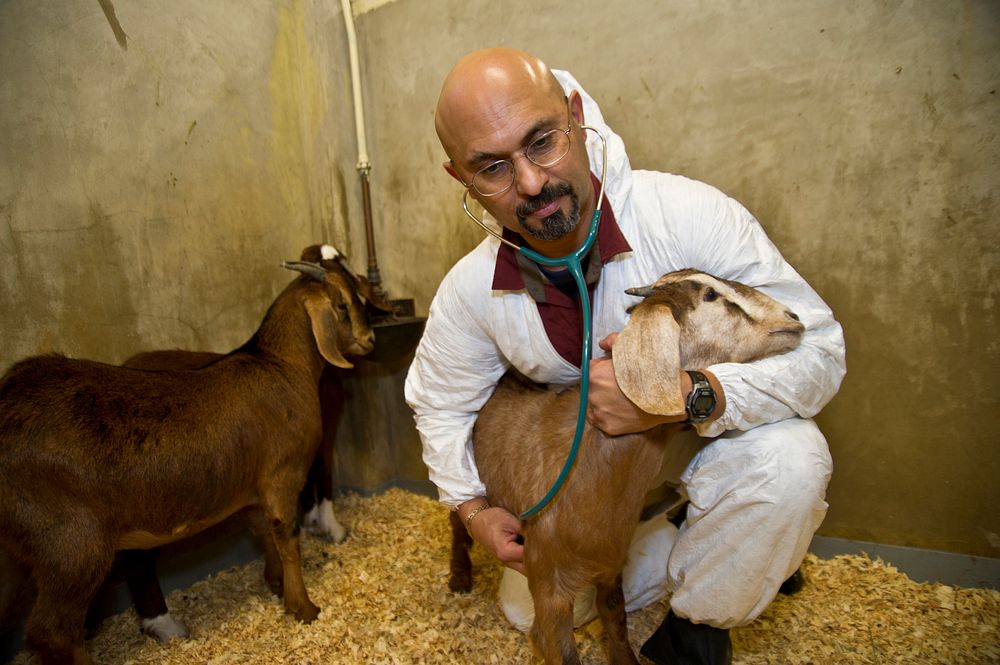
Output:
[404,71,846,628]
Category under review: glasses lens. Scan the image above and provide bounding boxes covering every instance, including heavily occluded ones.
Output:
[526,128,570,168]
[471,160,514,197]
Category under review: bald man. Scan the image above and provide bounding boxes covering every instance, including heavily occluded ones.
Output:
[406,48,845,665]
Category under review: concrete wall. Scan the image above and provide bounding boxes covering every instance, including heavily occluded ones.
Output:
[0,0,997,573]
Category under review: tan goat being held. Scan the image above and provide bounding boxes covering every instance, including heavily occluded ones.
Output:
[0,248,376,665]
[468,269,806,665]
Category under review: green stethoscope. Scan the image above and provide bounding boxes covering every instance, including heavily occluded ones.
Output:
[461,125,608,520]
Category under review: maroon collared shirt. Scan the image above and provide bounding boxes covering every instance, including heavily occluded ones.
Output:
[491,176,632,367]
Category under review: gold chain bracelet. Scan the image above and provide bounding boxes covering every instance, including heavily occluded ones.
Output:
[464,502,491,533]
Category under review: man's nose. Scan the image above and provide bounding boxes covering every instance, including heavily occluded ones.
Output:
[511,154,548,197]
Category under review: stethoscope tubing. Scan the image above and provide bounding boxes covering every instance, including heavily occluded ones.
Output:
[461,126,608,520]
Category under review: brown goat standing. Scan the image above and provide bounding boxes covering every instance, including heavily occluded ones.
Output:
[99,354,346,643]
[465,270,805,665]
[0,251,374,665]
[102,245,394,644]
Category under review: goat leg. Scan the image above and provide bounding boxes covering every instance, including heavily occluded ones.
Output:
[121,548,188,642]
[27,587,96,665]
[447,510,473,593]
[301,367,348,543]
[26,536,113,665]
[595,574,640,665]
[246,507,285,596]
[261,503,319,622]
[528,572,580,665]
[301,452,347,543]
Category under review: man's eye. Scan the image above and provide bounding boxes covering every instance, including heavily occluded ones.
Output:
[533,134,553,148]
[480,161,508,177]
[531,134,555,154]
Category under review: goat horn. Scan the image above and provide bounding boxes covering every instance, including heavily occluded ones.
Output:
[625,285,655,297]
[282,260,327,282]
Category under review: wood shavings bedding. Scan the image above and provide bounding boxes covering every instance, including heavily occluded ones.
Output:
[9,489,999,664]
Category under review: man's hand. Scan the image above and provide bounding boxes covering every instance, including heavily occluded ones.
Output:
[459,499,525,574]
[587,333,688,436]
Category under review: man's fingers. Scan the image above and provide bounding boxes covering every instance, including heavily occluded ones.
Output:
[597,332,619,353]
[506,561,526,575]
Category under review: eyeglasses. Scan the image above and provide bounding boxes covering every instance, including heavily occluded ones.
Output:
[459,122,573,198]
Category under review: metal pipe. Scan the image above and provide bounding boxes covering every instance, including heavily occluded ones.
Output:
[340,0,384,295]
[360,170,381,288]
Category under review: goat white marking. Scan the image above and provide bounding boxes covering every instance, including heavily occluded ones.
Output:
[142,613,189,642]
[304,498,347,543]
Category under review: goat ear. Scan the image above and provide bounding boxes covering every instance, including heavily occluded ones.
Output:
[327,256,395,313]
[304,297,354,369]
[351,273,396,313]
[612,307,685,416]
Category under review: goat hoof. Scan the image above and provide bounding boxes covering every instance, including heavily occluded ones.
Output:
[266,577,284,596]
[307,522,348,544]
[304,501,348,543]
[448,570,472,593]
[291,601,320,623]
[73,645,98,665]
[328,523,348,543]
[142,613,190,642]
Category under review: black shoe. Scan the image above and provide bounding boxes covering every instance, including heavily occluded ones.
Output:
[639,610,732,665]
[778,567,804,596]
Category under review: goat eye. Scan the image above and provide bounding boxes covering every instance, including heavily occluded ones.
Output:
[703,288,718,302]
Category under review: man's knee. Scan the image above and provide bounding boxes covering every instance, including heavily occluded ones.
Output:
[765,418,832,518]
[670,419,833,626]
[684,418,832,519]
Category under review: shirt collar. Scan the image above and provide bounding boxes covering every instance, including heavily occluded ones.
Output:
[492,174,631,293]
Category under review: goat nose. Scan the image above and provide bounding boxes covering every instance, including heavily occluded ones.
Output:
[786,310,800,321]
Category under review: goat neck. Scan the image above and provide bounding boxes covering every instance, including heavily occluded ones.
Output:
[241,279,332,382]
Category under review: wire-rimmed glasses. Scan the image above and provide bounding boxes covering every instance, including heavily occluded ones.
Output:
[460,123,573,198]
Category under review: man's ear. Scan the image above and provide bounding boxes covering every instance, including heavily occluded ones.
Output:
[443,161,463,183]
[568,90,585,126]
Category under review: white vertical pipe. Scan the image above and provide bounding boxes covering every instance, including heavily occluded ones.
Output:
[339,0,382,291]
[340,0,370,172]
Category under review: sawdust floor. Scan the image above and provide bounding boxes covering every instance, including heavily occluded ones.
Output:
[11,488,999,664]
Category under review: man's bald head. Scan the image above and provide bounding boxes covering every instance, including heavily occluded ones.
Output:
[433,49,594,255]
[435,48,565,161]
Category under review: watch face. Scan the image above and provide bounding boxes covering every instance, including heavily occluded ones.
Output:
[685,371,716,421]
[692,392,715,413]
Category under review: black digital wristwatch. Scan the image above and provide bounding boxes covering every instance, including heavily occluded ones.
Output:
[685,370,717,423]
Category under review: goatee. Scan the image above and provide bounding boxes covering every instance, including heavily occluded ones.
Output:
[516,182,580,241]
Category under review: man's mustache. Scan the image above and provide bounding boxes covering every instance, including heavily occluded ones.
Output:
[516,183,575,218]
